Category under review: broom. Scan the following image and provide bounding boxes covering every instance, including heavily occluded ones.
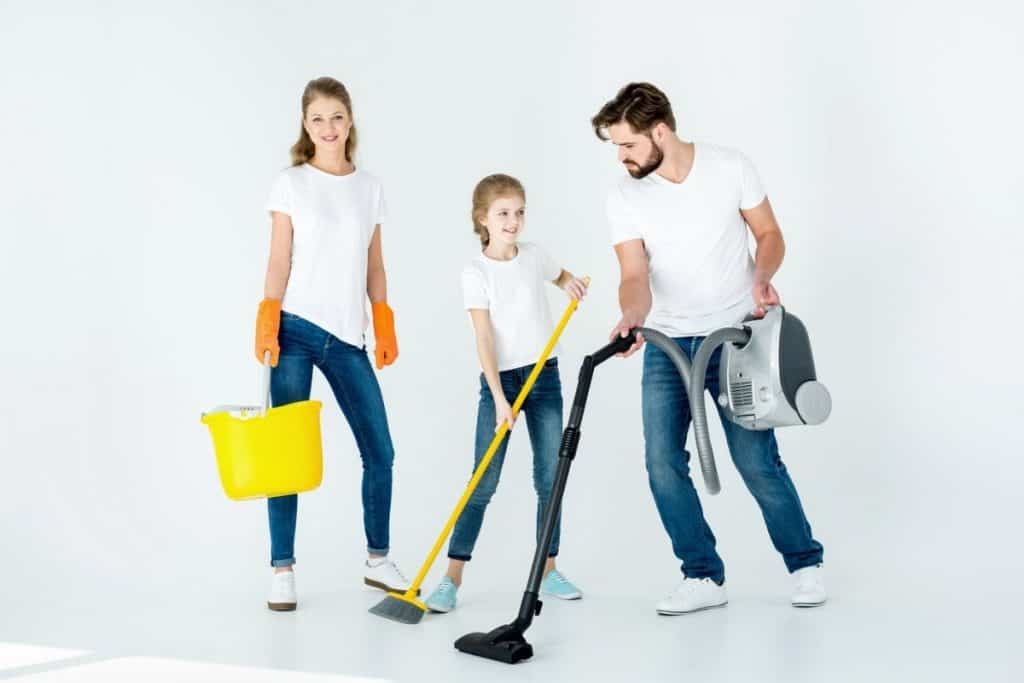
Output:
[369,277,590,624]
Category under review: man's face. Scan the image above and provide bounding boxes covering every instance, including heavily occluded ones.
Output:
[607,121,663,178]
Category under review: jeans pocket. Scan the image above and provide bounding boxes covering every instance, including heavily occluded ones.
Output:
[533,365,562,397]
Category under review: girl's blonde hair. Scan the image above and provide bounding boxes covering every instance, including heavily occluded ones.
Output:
[471,174,526,247]
[290,77,357,166]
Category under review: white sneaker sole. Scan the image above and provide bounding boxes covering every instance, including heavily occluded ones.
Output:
[656,600,728,616]
[792,597,827,608]
[364,577,421,596]
[426,602,454,614]
[541,589,583,600]
[267,601,296,612]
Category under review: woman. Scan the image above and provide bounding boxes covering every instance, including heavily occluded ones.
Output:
[255,76,410,611]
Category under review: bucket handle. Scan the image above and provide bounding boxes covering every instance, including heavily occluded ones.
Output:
[200,353,273,420]
[261,351,272,416]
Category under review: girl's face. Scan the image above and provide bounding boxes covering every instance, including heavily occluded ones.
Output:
[303,96,352,157]
[481,194,525,247]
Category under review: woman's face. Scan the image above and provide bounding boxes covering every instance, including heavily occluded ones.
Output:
[481,194,526,247]
[303,96,352,157]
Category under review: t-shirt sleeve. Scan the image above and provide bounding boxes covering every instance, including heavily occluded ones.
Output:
[265,171,292,215]
[738,152,766,210]
[535,244,561,282]
[607,185,642,245]
[462,266,489,310]
[374,181,387,225]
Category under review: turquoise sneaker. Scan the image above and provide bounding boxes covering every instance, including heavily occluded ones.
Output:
[424,576,458,613]
[540,569,583,600]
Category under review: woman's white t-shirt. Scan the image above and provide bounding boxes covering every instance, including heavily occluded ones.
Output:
[265,164,386,347]
[461,242,562,372]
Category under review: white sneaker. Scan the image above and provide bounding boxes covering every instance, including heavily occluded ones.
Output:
[363,557,416,594]
[656,578,728,615]
[268,570,297,611]
[791,565,826,607]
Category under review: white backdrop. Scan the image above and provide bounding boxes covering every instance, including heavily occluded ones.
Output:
[1,0,1021,619]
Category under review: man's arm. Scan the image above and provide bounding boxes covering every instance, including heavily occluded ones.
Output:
[741,197,785,316]
[610,238,652,357]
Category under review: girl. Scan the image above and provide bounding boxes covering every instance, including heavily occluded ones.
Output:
[424,174,589,613]
[255,76,411,611]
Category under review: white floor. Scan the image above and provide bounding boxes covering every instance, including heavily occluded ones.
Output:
[2,570,1019,683]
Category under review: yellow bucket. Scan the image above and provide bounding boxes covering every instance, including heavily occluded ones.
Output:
[202,400,324,500]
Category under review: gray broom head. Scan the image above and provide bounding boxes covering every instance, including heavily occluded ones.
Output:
[368,592,427,625]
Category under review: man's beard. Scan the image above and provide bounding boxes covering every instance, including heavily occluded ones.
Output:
[625,139,664,178]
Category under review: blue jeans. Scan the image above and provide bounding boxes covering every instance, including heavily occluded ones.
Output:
[642,336,824,583]
[267,312,395,567]
[448,359,564,561]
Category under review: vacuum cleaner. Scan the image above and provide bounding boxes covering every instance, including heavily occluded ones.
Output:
[689,305,832,494]
[454,306,830,664]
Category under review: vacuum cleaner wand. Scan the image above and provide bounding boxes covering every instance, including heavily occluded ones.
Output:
[454,333,636,664]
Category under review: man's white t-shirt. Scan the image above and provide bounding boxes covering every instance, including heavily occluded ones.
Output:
[461,242,562,372]
[607,142,766,336]
[265,164,386,347]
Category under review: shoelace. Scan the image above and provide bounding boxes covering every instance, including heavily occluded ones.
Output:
[384,560,409,584]
[367,559,409,584]
[670,578,711,598]
[272,573,294,594]
[548,571,569,585]
[795,568,821,589]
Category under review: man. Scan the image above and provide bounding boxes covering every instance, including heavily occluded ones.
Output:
[592,82,825,614]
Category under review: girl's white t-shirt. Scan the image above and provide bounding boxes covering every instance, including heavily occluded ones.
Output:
[461,242,562,372]
[265,164,386,347]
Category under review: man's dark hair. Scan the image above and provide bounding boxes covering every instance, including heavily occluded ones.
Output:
[591,82,676,140]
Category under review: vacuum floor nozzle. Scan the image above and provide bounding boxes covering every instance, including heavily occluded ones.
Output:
[455,623,534,664]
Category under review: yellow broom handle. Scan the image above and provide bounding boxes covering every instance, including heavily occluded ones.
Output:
[404,278,590,596]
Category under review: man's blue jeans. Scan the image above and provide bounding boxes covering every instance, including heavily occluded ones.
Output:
[642,336,824,583]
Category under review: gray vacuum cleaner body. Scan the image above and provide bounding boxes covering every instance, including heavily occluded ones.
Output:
[717,306,831,430]
[681,305,831,493]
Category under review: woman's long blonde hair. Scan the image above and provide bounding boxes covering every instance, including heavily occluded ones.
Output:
[290,77,357,166]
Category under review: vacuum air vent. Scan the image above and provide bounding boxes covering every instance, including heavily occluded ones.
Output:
[731,380,754,408]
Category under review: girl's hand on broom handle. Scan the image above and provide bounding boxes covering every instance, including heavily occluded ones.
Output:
[495,397,516,432]
[557,272,589,301]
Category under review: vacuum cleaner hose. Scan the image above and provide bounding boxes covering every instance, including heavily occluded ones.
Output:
[688,327,751,495]
[635,328,693,397]
[633,327,724,492]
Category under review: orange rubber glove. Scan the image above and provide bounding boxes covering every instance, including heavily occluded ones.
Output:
[255,298,282,367]
[371,301,399,369]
